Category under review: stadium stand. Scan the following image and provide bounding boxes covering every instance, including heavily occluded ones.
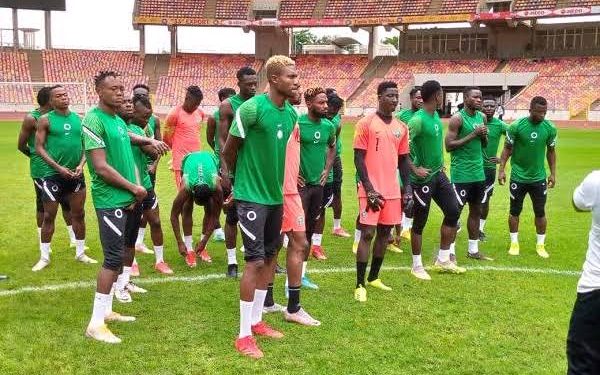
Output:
[215,0,251,19]
[439,0,480,14]
[278,0,317,19]
[323,0,431,18]
[295,55,369,99]
[567,0,600,7]
[42,49,147,106]
[138,0,205,18]
[0,50,32,105]
[513,0,558,12]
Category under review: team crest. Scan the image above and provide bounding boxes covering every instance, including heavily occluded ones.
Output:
[393,129,401,138]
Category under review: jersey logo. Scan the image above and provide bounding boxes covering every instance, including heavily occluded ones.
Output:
[246,211,257,221]
[277,124,283,140]
[313,131,321,143]
[393,129,402,138]
[63,123,72,131]
[530,132,538,141]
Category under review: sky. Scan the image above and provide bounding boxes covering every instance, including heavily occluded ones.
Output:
[0,0,597,53]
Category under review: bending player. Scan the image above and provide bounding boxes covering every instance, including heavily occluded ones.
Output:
[353,81,411,302]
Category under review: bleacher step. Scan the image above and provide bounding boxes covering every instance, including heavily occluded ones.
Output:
[25,49,44,83]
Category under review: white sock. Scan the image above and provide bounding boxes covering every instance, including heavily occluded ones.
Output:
[537,233,546,245]
[184,235,193,251]
[89,292,110,327]
[438,249,450,263]
[136,228,146,245]
[510,232,519,243]
[239,300,254,338]
[449,242,456,256]
[479,219,486,232]
[227,248,237,265]
[302,261,307,278]
[40,242,50,261]
[154,245,164,264]
[333,219,341,230]
[75,239,86,258]
[468,239,479,255]
[214,227,224,237]
[37,227,42,244]
[412,254,423,268]
[251,289,267,325]
[402,216,413,230]
[67,225,76,243]
[283,234,289,248]
[105,285,115,317]
[354,229,361,244]
[116,267,131,290]
[312,233,323,246]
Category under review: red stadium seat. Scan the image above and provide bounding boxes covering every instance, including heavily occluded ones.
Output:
[323,0,430,18]
[279,0,317,19]
[294,55,369,99]
[0,50,32,105]
[439,0,479,14]
[215,0,251,19]
[513,0,557,11]
[138,0,205,19]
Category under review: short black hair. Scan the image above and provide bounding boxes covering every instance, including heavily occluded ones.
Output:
[132,94,152,110]
[377,81,397,96]
[531,96,547,108]
[482,95,496,102]
[409,87,421,98]
[36,86,52,107]
[236,66,256,81]
[192,184,213,206]
[327,94,344,111]
[463,86,481,98]
[94,70,119,88]
[420,80,442,102]
[218,87,236,102]
[186,85,204,101]
[325,88,337,96]
[132,83,150,93]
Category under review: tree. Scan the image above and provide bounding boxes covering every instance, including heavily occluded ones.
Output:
[293,30,336,53]
[382,36,399,48]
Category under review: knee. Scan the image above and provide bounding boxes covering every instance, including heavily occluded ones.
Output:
[533,204,546,218]
[443,207,460,228]
[362,228,375,242]
[148,217,162,229]
[103,254,122,272]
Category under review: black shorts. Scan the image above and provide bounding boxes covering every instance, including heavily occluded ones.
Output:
[509,179,547,217]
[322,182,334,209]
[299,184,324,236]
[411,172,460,235]
[96,204,141,271]
[38,175,85,203]
[141,188,159,212]
[482,168,496,204]
[332,155,343,196]
[236,200,283,262]
[452,180,485,207]
[567,289,600,374]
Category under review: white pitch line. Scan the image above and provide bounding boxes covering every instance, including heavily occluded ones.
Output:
[0,265,580,297]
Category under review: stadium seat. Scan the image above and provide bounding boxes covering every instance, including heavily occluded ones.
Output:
[279,0,317,19]
[0,50,32,105]
[294,55,369,99]
[215,0,251,19]
[513,0,557,12]
[439,0,479,14]
[138,0,205,19]
[323,0,430,19]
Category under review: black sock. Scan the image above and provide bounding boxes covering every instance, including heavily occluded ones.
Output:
[356,261,368,288]
[367,256,384,282]
[264,283,274,307]
[287,285,301,313]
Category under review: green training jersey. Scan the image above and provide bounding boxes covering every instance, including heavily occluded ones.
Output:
[506,117,557,183]
[229,94,246,114]
[408,109,444,184]
[182,151,219,192]
[83,106,137,209]
[147,116,156,137]
[27,108,46,179]
[229,93,297,205]
[127,123,153,190]
[449,109,485,183]
[299,114,335,185]
[38,110,83,178]
[483,117,509,170]
[396,108,418,125]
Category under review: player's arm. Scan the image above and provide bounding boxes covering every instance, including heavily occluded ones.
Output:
[206,115,216,151]
[17,114,36,157]
[547,145,556,188]
[222,135,242,178]
[498,123,517,185]
[128,131,170,157]
[222,100,254,190]
[153,115,162,141]
[445,114,484,151]
[573,172,598,212]
[320,131,337,185]
[218,100,234,175]
[35,116,75,179]
[170,187,191,255]
[162,110,177,147]
[196,185,224,253]
[87,148,146,202]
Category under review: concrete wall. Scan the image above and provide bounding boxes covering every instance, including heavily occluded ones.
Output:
[413,72,537,88]
[488,24,533,59]
[254,27,290,60]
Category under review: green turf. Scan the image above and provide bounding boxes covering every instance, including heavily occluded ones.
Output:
[0,120,599,374]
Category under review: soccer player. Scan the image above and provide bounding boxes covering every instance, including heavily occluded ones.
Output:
[298,87,336,284]
[170,151,223,268]
[163,85,208,261]
[218,67,258,277]
[479,96,509,241]
[83,71,168,343]
[408,80,464,281]
[127,95,173,275]
[32,85,96,271]
[223,55,298,359]
[567,170,600,373]
[18,87,76,256]
[498,96,557,258]
[353,81,411,302]
[445,86,491,261]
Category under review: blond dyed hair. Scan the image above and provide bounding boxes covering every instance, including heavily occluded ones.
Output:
[265,55,295,80]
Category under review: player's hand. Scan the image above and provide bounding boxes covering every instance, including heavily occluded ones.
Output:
[403,193,414,217]
[413,166,431,178]
[319,170,328,186]
[297,174,306,188]
[474,126,488,137]
[151,139,170,155]
[148,163,157,175]
[73,165,84,178]
[498,170,506,185]
[223,192,234,209]
[58,166,76,179]
[366,190,384,212]
[489,156,501,164]
[221,175,232,192]
[131,185,147,202]
[548,174,556,188]
[177,241,187,256]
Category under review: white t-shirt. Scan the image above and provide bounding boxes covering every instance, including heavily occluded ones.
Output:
[574,170,600,293]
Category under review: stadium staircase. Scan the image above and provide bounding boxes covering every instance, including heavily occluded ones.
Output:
[347,56,396,104]
[144,54,171,95]
[494,60,508,73]
[204,0,217,19]
[313,0,329,18]
[556,0,571,8]
[25,50,44,83]
[426,0,444,15]
[570,92,598,119]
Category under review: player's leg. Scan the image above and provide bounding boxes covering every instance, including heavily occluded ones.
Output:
[531,180,549,258]
[181,195,196,267]
[115,204,145,303]
[59,197,77,247]
[68,179,96,264]
[479,169,496,241]
[331,156,350,237]
[33,180,44,246]
[33,178,61,271]
[144,191,173,274]
[508,180,526,255]
[355,221,375,302]
[195,204,213,263]
[299,185,320,289]
[366,224,393,291]
[225,200,239,278]
[410,182,433,280]
[312,183,332,260]
[432,173,464,274]
[567,290,600,374]
[465,183,493,261]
